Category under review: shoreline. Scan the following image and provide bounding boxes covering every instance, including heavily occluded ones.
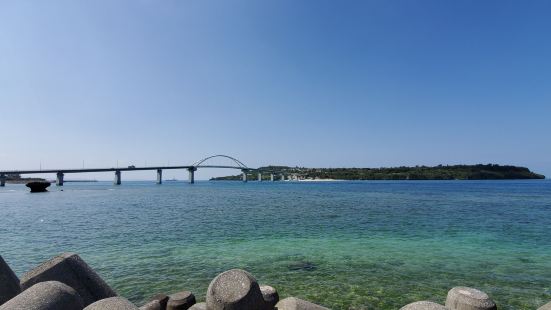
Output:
[5,179,46,184]
[295,178,343,182]
[0,252,517,310]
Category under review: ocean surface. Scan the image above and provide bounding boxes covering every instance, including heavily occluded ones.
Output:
[1,180,550,309]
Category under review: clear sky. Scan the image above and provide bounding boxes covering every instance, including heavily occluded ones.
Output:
[1,0,550,180]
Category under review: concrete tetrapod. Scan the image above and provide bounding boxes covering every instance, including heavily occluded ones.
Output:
[275,297,330,310]
[84,297,139,310]
[206,269,269,310]
[167,291,196,310]
[0,281,84,310]
[139,300,163,310]
[445,287,496,310]
[140,293,169,310]
[400,301,448,310]
[0,255,21,305]
[20,252,117,306]
[260,285,279,308]
[188,302,207,310]
[538,301,551,310]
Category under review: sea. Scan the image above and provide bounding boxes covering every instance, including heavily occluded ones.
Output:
[1,180,550,309]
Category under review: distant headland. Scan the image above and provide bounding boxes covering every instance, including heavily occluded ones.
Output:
[211,164,545,181]
[2,173,46,184]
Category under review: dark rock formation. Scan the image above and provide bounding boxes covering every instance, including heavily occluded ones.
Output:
[287,261,317,271]
[26,181,51,192]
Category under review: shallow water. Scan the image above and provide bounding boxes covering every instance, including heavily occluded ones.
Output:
[1,180,550,309]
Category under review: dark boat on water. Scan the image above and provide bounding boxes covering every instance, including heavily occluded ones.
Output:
[26,181,51,192]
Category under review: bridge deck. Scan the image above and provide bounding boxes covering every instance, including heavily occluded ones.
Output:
[0,165,253,175]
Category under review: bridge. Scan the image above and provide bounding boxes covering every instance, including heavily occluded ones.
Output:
[0,155,288,186]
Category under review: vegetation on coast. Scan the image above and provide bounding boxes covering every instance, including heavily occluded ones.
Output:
[3,173,46,184]
[211,164,545,181]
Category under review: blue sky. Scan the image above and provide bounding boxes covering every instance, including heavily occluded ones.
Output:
[1,0,550,180]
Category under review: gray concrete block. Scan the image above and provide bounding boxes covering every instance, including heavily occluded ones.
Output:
[0,255,21,305]
[538,301,551,310]
[20,252,117,306]
[140,293,169,310]
[139,300,163,310]
[400,301,448,310]
[445,287,496,310]
[188,302,206,310]
[0,280,84,310]
[275,297,330,310]
[260,285,279,308]
[167,291,196,310]
[206,269,268,310]
[84,297,138,309]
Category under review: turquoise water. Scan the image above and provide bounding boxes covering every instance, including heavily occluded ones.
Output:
[1,180,550,309]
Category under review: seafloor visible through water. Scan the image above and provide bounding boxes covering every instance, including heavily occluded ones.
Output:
[1,180,550,309]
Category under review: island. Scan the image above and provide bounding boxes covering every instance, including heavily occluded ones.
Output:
[3,173,46,184]
[211,164,545,181]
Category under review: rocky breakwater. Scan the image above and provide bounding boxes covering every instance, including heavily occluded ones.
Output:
[2,252,551,309]
[0,253,329,310]
[25,181,51,192]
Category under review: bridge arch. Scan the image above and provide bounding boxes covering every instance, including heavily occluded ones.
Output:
[192,155,249,169]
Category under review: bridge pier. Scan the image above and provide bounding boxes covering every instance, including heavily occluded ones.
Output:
[114,170,121,185]
[281,174,285,181]
[188,167,197,184]
[56,172,64,186]
[156,169,162,184]
[0,155,256,187]
[270,174,274,182]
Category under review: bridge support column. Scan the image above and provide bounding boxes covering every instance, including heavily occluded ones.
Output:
[242,170,248,182]
[188,167,197,184]
[156,169,162,184]
[56,172,64,186]
[281,174,285,181]
[114,170,121,185]
[0,174,6,187]
[257,173,262,182]
[270,174,274,182]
